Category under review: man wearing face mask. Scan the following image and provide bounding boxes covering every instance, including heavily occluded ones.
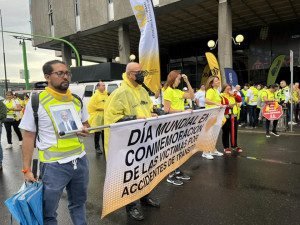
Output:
[104,62,160,221]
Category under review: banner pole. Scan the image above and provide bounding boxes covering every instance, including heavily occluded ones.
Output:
[59,124,111,136]
[290,50,293,132]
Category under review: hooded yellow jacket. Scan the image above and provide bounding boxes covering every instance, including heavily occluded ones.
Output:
[87,90,108,129]
[104,73,153,157]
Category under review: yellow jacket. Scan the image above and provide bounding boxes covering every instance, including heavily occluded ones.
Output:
[104,73,153,157]
[88,90,108,128]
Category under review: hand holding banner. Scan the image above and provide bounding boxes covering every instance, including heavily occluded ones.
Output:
[101,107,225,218]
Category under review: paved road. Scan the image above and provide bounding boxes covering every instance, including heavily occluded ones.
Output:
[1,128,300,225]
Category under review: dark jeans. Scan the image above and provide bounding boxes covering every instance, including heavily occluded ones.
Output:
[239,105,247,124]
[247,105,257,127]
[94,131,104,150]
[126,194,150,211]
[295,103,300,122]
[4,119,22,144]
[0,123,2,164]
[222,116,238,148]
[266,119,278,133]
[40,156,89,225]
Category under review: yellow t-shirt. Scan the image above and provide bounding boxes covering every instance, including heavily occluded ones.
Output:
[261,89,274,102]
[205,88,221,108]
[163,87,185,111]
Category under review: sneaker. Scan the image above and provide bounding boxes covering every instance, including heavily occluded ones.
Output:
[270,131,280,137]
[224,148,231,154]
[167,176,183,186]
[236,147,243,153]
[288,121,297,125]
[95,147,103,154]
[211,150,223,156]
[245,126,253,129]
[5,144,12,149]
[19,141,22,146]
[266,133,270,138]
[127,207,144,221]
[176,172,191,180]
[202,152,214,160]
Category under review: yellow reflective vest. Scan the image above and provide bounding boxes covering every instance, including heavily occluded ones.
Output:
[38,91,84,163]
[88,90,108,129]
[249,86,258,104]
[104,73,153,157]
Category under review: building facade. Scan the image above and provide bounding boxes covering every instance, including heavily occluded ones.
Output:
[30,0,300,86]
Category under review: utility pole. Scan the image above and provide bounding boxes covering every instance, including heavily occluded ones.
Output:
[13,36,32,90]
[0,10,8,92]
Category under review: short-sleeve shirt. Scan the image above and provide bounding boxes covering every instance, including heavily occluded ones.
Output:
[205,88,221,108]
[194,90,206,107]
[163,87,185,111]
[261,90,274,102]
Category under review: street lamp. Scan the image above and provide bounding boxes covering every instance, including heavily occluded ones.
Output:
[115,56,120,63]
[12,35,32,90]
[207,34,244,50]
[129,54,136,62]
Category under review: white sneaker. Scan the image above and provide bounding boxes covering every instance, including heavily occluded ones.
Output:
[202,152,214,160]
[6,144,12,149]
[288,121,297,125]
[211,150,224,156]
[19,141,22,146]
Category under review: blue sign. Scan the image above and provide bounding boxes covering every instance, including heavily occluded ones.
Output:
[224,68,238,86]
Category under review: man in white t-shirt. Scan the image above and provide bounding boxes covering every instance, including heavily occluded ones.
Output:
[194,84,206,108]
[19,60,89,225]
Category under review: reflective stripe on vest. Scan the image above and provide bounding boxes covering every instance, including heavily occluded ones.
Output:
[38,91,84,163]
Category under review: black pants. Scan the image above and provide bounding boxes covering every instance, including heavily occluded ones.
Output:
[295,103,300,122]
[4,120,23,144]
[222,116,238,149]
[94,131,104,150]
[266,119,278,133]
[248,105,257,127]
[126,194,150,211]
[239,105,247,124]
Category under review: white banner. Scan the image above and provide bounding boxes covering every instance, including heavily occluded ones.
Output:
[129,0,161,93]
[101,107,225,218]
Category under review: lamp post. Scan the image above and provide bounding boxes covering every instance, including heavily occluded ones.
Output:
[207,34,244,50]
[0,30,81,66]
[129,54,136,62]
[0,10,8,92]
[13,36,31,90]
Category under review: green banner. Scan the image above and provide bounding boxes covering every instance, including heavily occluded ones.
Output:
[267,55,285,86]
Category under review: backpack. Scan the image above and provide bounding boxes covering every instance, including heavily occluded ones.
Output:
[0,100,7,122]
[31,92,83,141]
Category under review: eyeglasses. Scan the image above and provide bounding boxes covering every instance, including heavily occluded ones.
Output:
[51,71,72,78]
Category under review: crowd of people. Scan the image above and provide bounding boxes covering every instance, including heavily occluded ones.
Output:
[1,59,299,224]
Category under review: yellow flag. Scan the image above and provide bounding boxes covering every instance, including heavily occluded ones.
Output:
[130,0,161,93]
[201,64,210,85]
[205,52,222,83]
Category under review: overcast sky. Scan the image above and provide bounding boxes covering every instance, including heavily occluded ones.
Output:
[0,0,95,84]
[0,0,60,83]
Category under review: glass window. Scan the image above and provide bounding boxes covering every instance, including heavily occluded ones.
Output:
[107,84,118,95]
[84,85,94,97]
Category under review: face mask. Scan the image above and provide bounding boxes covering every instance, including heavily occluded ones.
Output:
[135,71,145,85]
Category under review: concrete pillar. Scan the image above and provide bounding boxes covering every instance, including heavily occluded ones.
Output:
[61,43,72,67]
[218,0,232,84]
[118,24,130,64]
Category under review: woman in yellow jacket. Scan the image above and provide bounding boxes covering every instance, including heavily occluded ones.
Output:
[220,84,243,154]
[163,70,194,186]
[88,81,108,154]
